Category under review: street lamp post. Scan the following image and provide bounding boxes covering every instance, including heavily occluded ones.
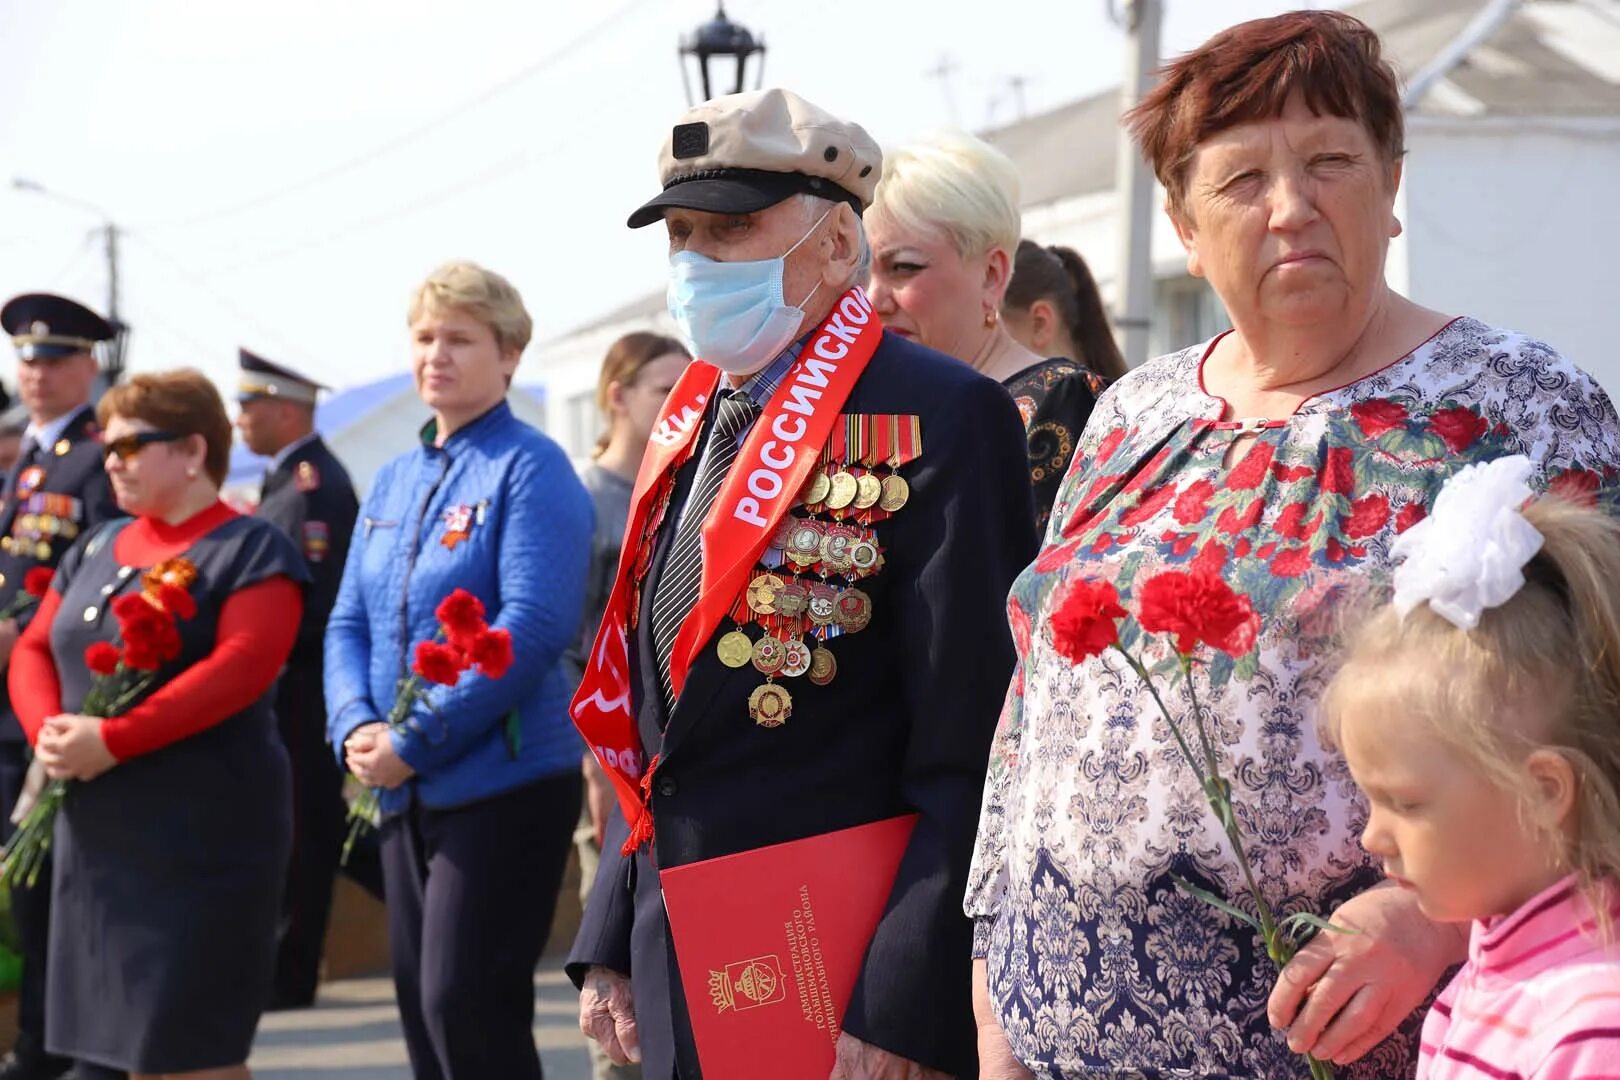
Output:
[12,178,130,385]
[678,4,767,104]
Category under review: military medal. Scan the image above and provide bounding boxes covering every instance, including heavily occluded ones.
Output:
[780,638,812,678]
[825,471,858,511]
[854,471,882,511]
[849,537,882,575]
[801,467,831,508]
[836,588,873,634]
[748,683,792,728]
[807,646,838,686]
[716,630,753,668]
[785,519,824,568]
[879,474,910,513]
[16,467,44,499]
[819,523,860,574]
[751,635,786,675]
[807,583,839,628]
[52,439,70,457]
[746,573,784,615]
[774,581,810,620]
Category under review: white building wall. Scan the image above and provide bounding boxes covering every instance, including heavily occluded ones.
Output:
[1402,117,1620,396]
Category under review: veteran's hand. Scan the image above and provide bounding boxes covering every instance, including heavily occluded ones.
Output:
[35,714,116,782]
[973,958,1034,1080]
[829,1032,953,1080]
[579,965,640,1065]
[1268,882,1468,1065]
[345,728,415,790]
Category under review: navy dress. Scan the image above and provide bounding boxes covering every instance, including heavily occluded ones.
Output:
[43,515,305,1073]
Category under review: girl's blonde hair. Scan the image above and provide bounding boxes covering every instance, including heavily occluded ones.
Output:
[1322,495,1620,920]
[407,261,533,355]
[866,131,1022,261]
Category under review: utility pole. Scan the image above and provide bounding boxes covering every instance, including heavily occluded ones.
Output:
[1112,0,1162,369]
[1008,75,1030,121]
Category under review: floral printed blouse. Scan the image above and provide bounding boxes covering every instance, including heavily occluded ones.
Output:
[966,318,1620,1079]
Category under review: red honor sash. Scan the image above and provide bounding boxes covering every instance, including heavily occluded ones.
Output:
[571,288,884,853]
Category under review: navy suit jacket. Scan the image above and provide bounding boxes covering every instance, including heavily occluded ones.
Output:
[567,331,1038,1078]
[253,435,358,665]
[0,404,119,741]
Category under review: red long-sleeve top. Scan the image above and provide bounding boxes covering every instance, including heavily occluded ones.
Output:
[9,500,303,761]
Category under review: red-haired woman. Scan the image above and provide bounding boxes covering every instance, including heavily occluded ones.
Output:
[9,370,306,1079]
[965,11,1620,1079]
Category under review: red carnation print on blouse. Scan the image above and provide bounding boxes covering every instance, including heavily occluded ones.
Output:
[1319,447,1356,495]
[1351,398,1408,439]
[1121,483,1177,528]
[1343,492,1391,539]
[1215,499,1264,536]
[1549,468,1603,505]
[1270,546,1312,578]
[1035,537,1085,574]
[1274,502,1318,541]
[1192,541,1228,576]
[1430,405,1490,453]
[1225,441,1275,491]
[1094,427,1128,467]
[1121,447,1172,496]
[1395,501,1427,533]
[1173,479,1218,526]
[1271,463,1315,484]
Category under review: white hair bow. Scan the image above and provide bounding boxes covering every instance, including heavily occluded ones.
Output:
[1390,454,1544,631]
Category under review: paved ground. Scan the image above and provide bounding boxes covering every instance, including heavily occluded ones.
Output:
[249,965,592,1080]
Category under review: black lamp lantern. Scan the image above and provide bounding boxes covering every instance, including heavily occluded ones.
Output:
[679,4,766,104]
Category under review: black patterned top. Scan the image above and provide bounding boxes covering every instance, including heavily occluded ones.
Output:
[1004,358,1107,536]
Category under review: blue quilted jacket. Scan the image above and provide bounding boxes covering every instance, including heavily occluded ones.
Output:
[324,401,593,814]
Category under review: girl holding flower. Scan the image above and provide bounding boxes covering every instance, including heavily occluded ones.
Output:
[7,370,307,1079]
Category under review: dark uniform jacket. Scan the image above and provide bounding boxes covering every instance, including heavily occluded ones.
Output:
[567,332,1040,1079]
[0,404,119,741]
[254,435,357,663]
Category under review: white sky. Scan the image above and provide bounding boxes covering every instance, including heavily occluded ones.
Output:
[0,0,1301,396]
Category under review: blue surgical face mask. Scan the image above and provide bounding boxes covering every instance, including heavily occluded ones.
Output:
[666,208,831,377]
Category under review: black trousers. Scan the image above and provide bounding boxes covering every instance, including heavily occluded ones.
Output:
[270,662,350,1006]
[0,741,64,1072]
[381,770,582,1080]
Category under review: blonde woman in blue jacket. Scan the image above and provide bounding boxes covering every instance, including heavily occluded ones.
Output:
[325,261,594,1080]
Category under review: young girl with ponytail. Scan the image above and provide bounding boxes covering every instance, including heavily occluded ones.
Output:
[1324,456,1620,1079]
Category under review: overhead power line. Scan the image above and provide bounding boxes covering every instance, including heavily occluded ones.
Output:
[160,0,653,230]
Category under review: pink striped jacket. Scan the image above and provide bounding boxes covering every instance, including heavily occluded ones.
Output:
[1420,876,1620,1080]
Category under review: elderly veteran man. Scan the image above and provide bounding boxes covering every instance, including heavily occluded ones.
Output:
[235,348,366,1009]
[567,88,1037,1080]
[0,293,121,1080]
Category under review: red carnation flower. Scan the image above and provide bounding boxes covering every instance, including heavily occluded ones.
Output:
[22,568,53,599]
[1343,493,1391,539]
[436,589,488,649]
[1050,579,1126,664]
[1430,406,1489,454]
[413,641,465,687]
[110,592,182,671]
[84,642,121,676]
[1351,398,1409,439]
[1137,569,1260,658]
[154,582,197,621]
[467,628,514,680]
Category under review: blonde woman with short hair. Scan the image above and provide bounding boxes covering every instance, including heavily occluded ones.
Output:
[325,261,594,1079]
[867,132,1105,532]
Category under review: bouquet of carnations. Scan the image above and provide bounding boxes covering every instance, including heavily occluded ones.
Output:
[1052,568,1347,1080]
[0,567,57,621]
[340,588,513,863]
[0,558,197,889]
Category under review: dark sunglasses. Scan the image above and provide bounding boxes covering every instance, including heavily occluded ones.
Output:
[103,431,185,462]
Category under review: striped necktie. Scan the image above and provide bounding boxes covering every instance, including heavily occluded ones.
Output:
[648,389,760,714]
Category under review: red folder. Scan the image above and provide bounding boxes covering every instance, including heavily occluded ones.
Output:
[659,814,918,1080]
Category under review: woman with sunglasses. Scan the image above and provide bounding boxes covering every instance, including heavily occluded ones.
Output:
[8,369,308,1080]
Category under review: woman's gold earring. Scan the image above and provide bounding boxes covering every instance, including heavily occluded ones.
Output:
[984,308,998,329]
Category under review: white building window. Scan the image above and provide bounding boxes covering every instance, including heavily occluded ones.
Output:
[1151,276,1231,358]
